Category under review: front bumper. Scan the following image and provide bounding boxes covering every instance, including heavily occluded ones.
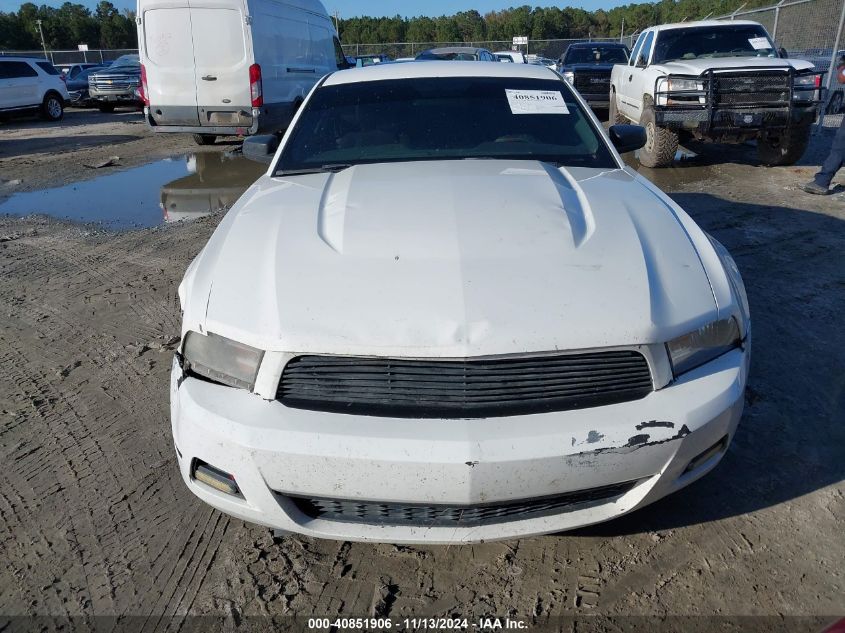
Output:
[655,104,816,133]
[580,93,610,109]
[170,348,748,544]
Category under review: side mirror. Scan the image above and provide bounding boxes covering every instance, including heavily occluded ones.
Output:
[242,134,279,164]
[608,124,647,154]
[778,47,789,59]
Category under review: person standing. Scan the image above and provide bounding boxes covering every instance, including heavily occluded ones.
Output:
[803,56,845,194]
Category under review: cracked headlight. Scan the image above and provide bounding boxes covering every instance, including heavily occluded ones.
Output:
[182,331,264,390]
[667,318,742,378]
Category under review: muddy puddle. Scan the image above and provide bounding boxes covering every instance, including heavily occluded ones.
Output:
[0,152,265,230]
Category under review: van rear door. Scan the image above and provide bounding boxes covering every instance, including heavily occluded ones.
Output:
[143,6,200,125]
[190,5,252,129]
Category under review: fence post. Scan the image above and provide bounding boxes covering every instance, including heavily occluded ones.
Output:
[818,0,845,130]
[771,0,784,39]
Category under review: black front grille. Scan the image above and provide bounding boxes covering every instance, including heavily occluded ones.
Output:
[713,72,790,106]
[277,351,653,418]
[288,480,638,527]
[574,71,611,92]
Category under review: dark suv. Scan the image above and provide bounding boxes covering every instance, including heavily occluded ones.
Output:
[558,42,629,110]
[88,54,142,112]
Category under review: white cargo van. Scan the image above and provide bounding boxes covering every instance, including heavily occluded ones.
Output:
[136,0,345,144]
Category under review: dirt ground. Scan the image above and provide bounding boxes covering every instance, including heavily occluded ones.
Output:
[0,110,843,631]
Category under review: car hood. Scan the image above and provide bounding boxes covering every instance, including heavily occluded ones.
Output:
[655,56,814,75]
[188,160,718,356]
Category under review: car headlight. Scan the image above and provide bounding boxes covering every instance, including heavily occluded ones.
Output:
[666,318,742,377]
[793,73,821,87]
[182,331,264,390]
[666,78,701,92]
[563,71,574,83]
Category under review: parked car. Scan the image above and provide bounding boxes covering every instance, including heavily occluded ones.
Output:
[88,54,142,112]
[416,47,497,61]
[494,51,527,63]
[171,61,750,544]
[354,54,391,67]
[0,57,68,122]
[65,65,106,106]
[55,63,102,79]
[137,0,346,146]
[527,55,558,69]
[610,20,821,167]
[558,42,629,110]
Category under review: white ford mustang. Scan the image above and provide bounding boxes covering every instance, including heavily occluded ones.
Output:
[171,62,750,544]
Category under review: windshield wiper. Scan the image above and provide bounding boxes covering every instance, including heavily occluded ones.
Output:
[276,164,353,176]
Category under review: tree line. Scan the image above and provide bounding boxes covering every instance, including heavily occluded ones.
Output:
[337,0,777,44]
[0,0,779,51]
[0,1,136,50]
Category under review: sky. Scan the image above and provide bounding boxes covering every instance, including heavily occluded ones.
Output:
[0,0,629,17]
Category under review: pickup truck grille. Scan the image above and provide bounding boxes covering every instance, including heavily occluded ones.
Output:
[287,480,638,527]
[713,72,790,106]
[574,71,611,93]
[89,75,137,91]
[277,351,653,418]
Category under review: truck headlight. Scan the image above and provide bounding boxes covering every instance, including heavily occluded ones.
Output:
[182,331,264,390]
[793,73,821,87]
[563,71,574,84]
[666,318,742,377]
[666,78,701,92]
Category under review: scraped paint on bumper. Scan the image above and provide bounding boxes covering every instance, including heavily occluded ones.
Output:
[170,348,748,544]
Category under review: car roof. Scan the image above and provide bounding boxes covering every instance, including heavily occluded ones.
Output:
[324,61,559,86]
[649,19,763,32]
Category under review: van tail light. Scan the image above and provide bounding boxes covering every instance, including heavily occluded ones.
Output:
[140,63,150,107]
[249,63,263,108]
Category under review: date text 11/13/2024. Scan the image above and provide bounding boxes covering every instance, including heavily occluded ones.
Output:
[307,617,529,630]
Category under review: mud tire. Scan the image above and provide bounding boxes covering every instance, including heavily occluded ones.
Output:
[638,104,678,168]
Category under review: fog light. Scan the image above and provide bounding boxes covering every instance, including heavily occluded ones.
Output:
[191,459,241,496]
[683,436,728,475]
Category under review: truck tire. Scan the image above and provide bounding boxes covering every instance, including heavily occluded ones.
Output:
[40,92,64,121]
[609,90,627,125]
[757,121,812,166]
[98,103,115,113]
[193,134,216,146]
[638,104,678,168]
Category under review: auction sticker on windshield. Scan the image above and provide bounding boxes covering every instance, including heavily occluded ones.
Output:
[748,36,771,50]
[505,89,570,115]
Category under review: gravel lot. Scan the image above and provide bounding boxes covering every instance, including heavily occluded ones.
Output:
[0,110,843,631]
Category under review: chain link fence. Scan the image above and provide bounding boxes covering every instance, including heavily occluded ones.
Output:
[714,0,845,128]
[0,48,138,65]
[341,37,637,63]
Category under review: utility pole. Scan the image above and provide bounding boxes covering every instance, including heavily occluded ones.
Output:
[333,10,340,35]
[620,18,624,42]
[35,19,48,60]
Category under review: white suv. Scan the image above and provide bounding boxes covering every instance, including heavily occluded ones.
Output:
[0,57,69,122]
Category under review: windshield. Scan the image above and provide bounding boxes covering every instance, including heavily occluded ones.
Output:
[565,46,628,64]
[110,54,140,70]
[417,50,479,60]
[654,25,776,63]
[275,76,615,174]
